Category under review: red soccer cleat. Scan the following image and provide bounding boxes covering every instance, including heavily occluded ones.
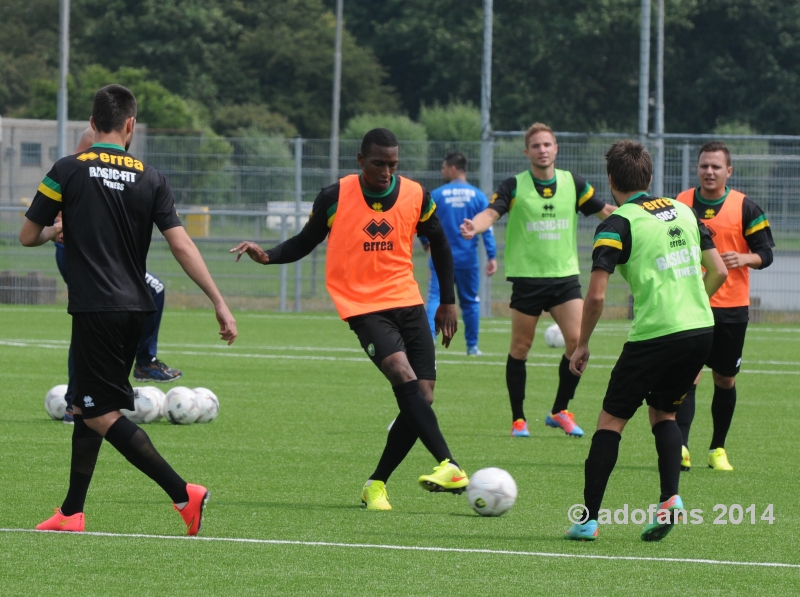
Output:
[174,483,209,536]
[36,509,85,532]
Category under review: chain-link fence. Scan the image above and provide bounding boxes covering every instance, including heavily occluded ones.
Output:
[1,129,798,320]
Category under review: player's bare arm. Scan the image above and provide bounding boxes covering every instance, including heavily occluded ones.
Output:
[19,218,62,247]
[231,241,269,264]
[701,248,728,298]
[720,250,761,270]
[569,269,610,376]
[434,303,458,348]
[486,258,498,276]
[595,203,617,220]
[163,226,238,344]
[461,208,500,240]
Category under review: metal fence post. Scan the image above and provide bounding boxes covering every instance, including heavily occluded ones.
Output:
[479,136,494,318]
[681,142,691,192]
[279,214,288,312]
[294,136,303,312]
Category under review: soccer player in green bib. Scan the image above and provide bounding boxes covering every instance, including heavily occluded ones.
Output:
[461,123,615,438]
[564,140,728,542]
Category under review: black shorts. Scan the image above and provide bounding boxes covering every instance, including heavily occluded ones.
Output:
[509,276,582,317]
[347,305,436,380]
[706,321,748,377]
[72,311,147,418]
[603,330,714,420]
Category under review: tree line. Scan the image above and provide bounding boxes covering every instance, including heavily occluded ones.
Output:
[2,0,799,138]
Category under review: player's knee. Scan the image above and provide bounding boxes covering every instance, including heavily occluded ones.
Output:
[712,372,736,389]
[509,339,532,359]
[380,354,416,385]
[419,380,435,404]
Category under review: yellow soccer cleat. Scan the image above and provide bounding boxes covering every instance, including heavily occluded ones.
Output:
[681,445,691,471]
[361,480,392,511]
[418,459,469,494]
[708,448,734,471]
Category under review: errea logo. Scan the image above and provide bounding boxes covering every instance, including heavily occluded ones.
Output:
[363,219,393,239]
[362,219,394,252]
[77,152,99,161]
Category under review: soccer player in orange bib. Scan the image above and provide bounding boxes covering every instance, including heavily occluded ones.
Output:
[675,141,775,472]
[231,128,468,510]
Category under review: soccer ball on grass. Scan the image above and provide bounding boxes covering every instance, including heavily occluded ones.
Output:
[466,467,518,517]
[193,387,219,423]
[165,386,200,425]
[122,386,164,424]
[44,384,69,420]
[544,324,565,348]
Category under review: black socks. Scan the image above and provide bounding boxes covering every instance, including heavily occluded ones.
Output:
[710,384,736,450]
[552,355,581,414]
[675,384,697,448]
[61,415,103,516]
[370,413,417,483]
[391,380,456,468]
[652,419,682,502]
[506,355,527,421]
[104,417,189,504]
[583,429,621,522]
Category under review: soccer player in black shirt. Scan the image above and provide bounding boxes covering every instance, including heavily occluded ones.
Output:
[54,127,182,426]
[20,84,237,535]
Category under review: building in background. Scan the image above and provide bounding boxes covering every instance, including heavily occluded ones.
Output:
[0,117,147,205]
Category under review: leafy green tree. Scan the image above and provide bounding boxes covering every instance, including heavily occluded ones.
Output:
[666,0,800,134]
[342,113,428,166]
[419,102,481,141]
[219,0,398,137]
[211,104,298,138]
[71,0,237,107]
[0,0,60,115]
[18,65,202,130]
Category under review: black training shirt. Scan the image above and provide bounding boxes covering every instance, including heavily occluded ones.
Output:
[26,143,182,313]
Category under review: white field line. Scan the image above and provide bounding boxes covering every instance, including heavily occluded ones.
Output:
[4,338,800,367]
[1,339,800,375]
[3,307,800,334]
[0,528,798,569]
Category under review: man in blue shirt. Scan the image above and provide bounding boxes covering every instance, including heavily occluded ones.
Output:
[424,152,497,355]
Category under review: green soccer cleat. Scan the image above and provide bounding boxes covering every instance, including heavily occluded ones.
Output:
[681,445,691,471]
[641,495,684,542]
[418,459,469,494]
[708,448,734,471]
[361,480,392,511]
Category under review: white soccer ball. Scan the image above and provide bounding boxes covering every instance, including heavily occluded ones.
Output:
[466,467,518,517]
[193,387,219,423]
[544,323,566,348]
[148,386,167,417]
[44,384,69,420]
[165,386,200,425]
[122,387,163,424]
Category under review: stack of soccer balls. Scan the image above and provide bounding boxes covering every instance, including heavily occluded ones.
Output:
[44,385,219,425]
[163,386,219,425]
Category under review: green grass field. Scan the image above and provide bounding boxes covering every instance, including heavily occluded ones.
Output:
[1,306,799,596]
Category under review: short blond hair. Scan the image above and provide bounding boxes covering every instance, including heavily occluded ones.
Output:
[524,122,556,148]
